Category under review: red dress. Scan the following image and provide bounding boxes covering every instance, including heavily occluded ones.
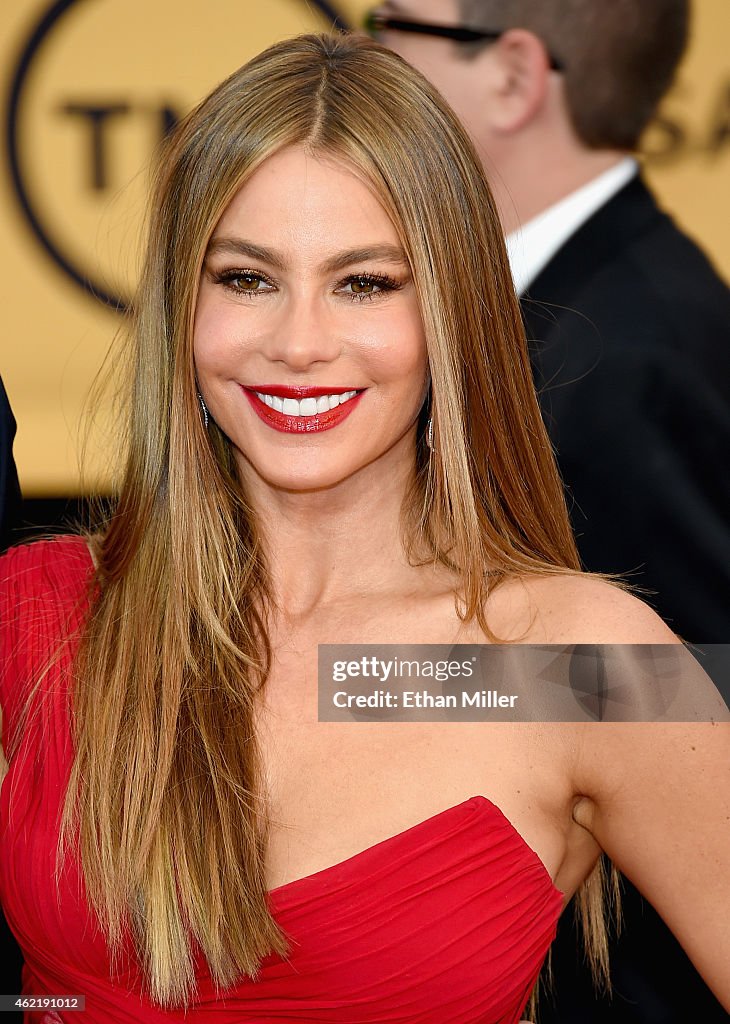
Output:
[0,538,563,1023]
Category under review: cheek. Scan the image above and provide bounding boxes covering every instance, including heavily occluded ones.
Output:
[361,311,429,395]
[383,309,428,378]
[193,302,245,378]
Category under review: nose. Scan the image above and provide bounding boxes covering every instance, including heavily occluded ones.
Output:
[261,291,342,372]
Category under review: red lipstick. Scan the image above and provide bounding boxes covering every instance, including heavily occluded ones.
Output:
[240,385,364,434]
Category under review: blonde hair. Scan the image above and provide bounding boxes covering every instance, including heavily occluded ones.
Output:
[56,32,614,1007]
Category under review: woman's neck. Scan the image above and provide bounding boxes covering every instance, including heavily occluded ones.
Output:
[242,451,426,618]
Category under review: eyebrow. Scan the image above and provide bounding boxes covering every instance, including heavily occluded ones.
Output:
[205,238,409,274]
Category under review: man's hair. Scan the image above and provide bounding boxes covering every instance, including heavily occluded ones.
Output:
[461,0,690,148]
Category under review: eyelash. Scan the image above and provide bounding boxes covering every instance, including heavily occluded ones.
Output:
[212,269,402,302]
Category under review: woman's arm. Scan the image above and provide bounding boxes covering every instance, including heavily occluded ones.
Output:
[526,576,730,1007]
[574,718,730,1008]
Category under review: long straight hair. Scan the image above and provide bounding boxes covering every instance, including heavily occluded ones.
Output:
[57,32,610,1006]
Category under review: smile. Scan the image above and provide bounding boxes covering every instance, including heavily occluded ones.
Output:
[241,385,365,434]
[255,389,359,416]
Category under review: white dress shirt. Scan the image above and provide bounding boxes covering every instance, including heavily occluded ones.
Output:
[506,157,638,296]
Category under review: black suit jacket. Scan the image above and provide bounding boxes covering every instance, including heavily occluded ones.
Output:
[0,376,21,551]
[521,176,730,1022]
[522,175,730,643]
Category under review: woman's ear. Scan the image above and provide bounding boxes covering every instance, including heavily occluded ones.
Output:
[484,28,553,134]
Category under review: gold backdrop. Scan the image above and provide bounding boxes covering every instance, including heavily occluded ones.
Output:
[2,0,728,495]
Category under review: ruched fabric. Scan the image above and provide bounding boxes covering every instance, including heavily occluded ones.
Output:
[0,538,563,1023]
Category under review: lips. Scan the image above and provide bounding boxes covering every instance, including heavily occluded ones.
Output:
[240,385,364,434]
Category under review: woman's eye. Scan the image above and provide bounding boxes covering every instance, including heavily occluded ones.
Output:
[340,275,399,299]
[235,274,262,290]
[232,273,268,291]
[348,277,379,295]
[216,271,273,293]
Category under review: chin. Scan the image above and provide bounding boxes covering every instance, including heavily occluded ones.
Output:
[236,453,365,495]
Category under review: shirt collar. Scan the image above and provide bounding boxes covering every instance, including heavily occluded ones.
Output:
[506,157,638,296]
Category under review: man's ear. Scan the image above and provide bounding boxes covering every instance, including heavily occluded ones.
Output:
[484,28,553,134]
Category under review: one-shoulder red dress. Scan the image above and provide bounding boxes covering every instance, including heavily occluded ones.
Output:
[0,538,564,1023]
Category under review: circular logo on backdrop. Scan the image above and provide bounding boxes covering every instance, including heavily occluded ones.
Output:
[6,0,350,311]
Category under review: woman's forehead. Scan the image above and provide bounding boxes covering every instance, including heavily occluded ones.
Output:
[210,146,403,264]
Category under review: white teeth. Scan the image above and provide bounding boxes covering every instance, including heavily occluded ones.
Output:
[254,390,360,417]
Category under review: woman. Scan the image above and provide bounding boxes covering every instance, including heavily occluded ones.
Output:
[0,32,728,1024]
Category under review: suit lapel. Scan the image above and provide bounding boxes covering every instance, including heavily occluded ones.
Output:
[520,175,665,343]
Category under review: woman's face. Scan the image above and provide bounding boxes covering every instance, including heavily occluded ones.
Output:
[193,145,429,493]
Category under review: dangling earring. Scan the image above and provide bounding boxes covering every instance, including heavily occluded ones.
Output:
[197,392,209,429]
[426,415,435,452]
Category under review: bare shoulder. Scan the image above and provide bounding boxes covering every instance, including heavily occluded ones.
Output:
[487,572,679,644]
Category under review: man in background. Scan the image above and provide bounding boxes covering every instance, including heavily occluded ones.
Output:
[372,1,730,1021]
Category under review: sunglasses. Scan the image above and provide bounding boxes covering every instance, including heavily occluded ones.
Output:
[364,11,564,72]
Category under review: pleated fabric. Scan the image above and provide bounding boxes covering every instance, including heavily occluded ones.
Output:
[0,539,563,1024]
